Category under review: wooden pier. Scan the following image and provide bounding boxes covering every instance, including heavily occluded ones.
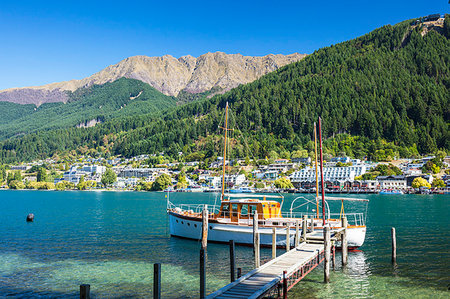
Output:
[207,228,344,299]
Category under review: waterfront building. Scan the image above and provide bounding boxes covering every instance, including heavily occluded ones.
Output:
[10,165,31,171]
[290,165,367,185]
[224,174,246,187]
[377,175,407,189]
[291,157,311,164]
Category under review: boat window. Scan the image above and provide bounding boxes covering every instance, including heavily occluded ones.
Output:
[240,205,249,217]
[222,204,230,217]
[231,204,238,217]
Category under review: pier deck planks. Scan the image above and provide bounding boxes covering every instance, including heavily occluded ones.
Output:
[207,242,325,299]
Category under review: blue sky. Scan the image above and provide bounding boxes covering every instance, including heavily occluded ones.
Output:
[0,0,447,90]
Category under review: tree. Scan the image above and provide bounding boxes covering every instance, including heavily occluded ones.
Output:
[412,177,431,189]
[432,179,445,188]
[101,169,117,187]
[176,174,188,189]
[273,177,293,189]
[8,180,25,189]
[37,167,47,182]
[152,174,172,191]
[13,170,22,182]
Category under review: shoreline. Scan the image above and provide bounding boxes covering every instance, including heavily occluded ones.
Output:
[0,188,448,195]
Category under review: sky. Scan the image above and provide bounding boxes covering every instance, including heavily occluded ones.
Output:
[0,0,448,90]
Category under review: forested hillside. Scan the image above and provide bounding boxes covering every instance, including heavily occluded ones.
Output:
[1,17,448,163]
[0,78,176,140]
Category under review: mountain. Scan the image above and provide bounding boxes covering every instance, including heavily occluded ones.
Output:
[0,78,176,140]
[0,16,448,163]
[0,52,306,106]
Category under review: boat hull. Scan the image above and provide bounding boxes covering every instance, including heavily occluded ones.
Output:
[168,212,366,248]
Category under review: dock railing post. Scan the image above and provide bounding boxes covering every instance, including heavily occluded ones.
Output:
[286,224,290,252]
[332,243,335,270]
[295,220,300,247]
[201,205,208,250]
[200,248,206,299]
[153,263,161,299]
[341,216,348,267]
[272,227,277,259]
[237,267,242,279]
[324,225,331,283]
[391,227,397,264]
[80,284,90,299]
[229,240,236,282]
[310,217,315,232]
[282,270,288,299]
[253,212,260,268]
[302,215,307,242]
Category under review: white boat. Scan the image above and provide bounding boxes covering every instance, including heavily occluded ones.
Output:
[167,194,367,249]
[167,105,368,249]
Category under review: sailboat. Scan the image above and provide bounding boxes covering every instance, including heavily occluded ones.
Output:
[167,103,367,248]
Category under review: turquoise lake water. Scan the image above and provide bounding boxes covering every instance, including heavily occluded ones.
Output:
[0,190,449,298]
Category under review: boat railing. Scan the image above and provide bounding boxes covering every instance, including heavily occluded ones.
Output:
[167,202,221,215]
[277,212,365,226]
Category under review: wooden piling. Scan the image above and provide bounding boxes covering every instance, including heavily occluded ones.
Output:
[295,220,300,247]
[286,224,290,252]
[282,270,287,299]
[332,244,335,270]
[237,267,242,279]
[201,205,208,250]
[200,248,206,299]
[341,216,348,267]
[253,212,260,268]
[153,263,161,299]
[310,217,315,232]
[229,240,236,282]
[272,227,277,259]
[302,215,307,241]
[324,226,331,283]
[391,227,397,264]
[80,284,90,299]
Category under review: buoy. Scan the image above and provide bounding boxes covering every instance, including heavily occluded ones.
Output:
[26,213,34,222]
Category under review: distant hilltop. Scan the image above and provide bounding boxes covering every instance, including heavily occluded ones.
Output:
[0,52,306,106]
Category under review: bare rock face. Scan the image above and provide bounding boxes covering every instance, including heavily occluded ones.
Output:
[0,52,306,105]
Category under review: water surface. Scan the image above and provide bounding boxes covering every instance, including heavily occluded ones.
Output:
[0,190,448,298]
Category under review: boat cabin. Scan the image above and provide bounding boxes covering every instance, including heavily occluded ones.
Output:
[217,199,281,222]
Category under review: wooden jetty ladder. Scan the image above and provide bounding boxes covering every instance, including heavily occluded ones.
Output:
[207,228,344,299]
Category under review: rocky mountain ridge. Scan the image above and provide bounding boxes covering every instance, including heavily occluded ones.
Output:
[0,52,306,106]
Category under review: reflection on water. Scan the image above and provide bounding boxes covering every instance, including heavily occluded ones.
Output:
[0,191,449,298]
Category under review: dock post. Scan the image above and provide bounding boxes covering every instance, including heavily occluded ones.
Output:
[153,263,161,299]
[332,244,335,270]
[237,267,242,279]
[310,217,315,232]
[80,284,90,299]
[253,212,260,268]
[295,220,300,247]
[229,240,236,282]
[302,215,307,242]
[282,270,288,299]
[286,224,290,252]
[391,227,397,264]
[201,205,208,250]
[341,216,348,267]
[200,248,206,299]
[272,227,277,259]
[324,225,331,283]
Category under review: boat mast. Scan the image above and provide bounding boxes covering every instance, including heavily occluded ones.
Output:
[314,122,319,219]
[221,102,229,201]
[318,117,326,226]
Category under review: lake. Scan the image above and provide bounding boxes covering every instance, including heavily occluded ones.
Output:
[0,190,449,298]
